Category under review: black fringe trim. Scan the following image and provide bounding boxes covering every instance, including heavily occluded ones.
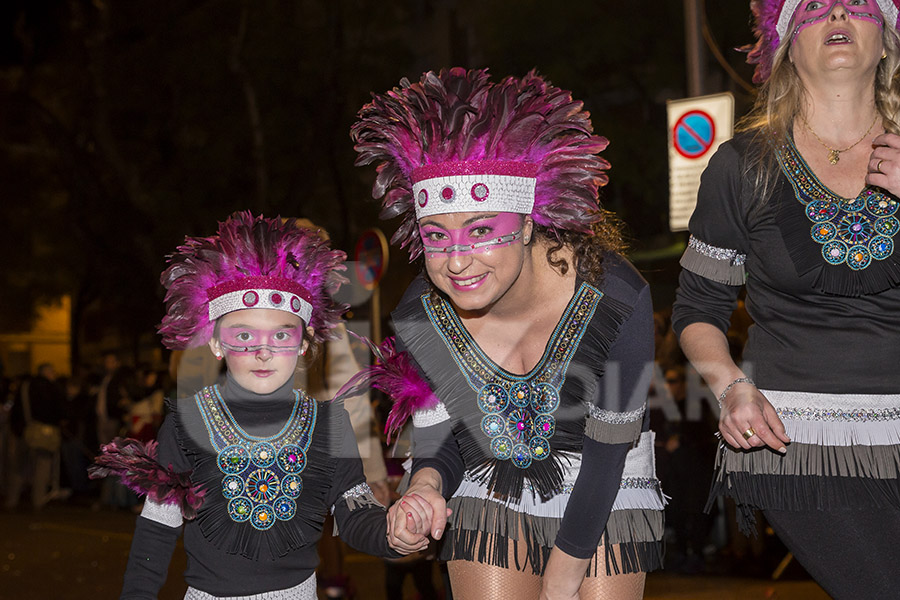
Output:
[438,529,663,576]
[707,471,900,536]
[171,392,338,560]
[392,283,632,502]
[775,145,900,297]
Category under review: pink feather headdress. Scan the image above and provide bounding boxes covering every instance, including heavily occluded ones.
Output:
[351,67,611,260]
[158,211,348,349]
[746,0,900,83]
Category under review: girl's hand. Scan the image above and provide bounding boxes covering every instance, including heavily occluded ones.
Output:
[718,381,790,452]
[866,133,900,195]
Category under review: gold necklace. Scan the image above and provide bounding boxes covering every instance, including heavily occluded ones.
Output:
[800,113,879,165]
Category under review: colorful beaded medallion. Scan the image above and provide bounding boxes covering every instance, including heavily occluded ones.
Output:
[195,386,315,531]
[778,139,899,270]
[423,283,601,468]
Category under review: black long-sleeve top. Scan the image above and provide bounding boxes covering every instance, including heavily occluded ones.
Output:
[120,374,397,599]
[673,132,900,393]
[404,256,655,560]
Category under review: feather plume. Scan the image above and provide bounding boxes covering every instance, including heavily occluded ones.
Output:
[333,335,439,442]
[88,437,206,520]
[351,68,610,259]
[157,211,348,349]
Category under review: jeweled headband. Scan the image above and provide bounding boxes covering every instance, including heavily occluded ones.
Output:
[411,160,539,219]
[158,212,348,350]
[206,275,314,324]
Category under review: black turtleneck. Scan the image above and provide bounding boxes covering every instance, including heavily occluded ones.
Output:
[120,373,397,599]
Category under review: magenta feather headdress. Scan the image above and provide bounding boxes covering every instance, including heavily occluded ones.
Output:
[745,0,900,83]
[158,211,348,349]
[351,67,611,260]
[88,438,206,519]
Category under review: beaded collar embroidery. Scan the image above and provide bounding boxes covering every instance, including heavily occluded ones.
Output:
[194,385,316,531]
[777,138,899,270]
[422,283,601,469]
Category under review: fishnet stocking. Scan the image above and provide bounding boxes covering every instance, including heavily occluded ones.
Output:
[447,560,543,600]
[447,540,646,600]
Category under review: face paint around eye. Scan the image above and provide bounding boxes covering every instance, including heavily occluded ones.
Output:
[420,212,524,258]
[791,0,883,40]
[219,326,304,354]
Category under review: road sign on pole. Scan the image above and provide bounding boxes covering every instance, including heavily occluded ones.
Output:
[667,92,734,232]
[353,228,389,344]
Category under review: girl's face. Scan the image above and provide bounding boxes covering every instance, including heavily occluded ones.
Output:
[419,211,532,314]
[208,308,310,395]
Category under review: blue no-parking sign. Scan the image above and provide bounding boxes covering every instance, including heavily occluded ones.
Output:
[667,93,734,232]
[674,110,716,159]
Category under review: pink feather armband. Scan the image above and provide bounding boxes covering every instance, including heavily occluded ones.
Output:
[334,335,439,442]
[88,437,206,519]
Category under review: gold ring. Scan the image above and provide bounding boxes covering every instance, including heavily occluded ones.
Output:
[742,427,756,440]
[877,159,885,173]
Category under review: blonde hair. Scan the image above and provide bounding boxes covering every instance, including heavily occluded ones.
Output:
[739,23,900,205]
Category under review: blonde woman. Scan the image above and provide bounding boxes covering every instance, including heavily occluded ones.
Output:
[673,2,900,598]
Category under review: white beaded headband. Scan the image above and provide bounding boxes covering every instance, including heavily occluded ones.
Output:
[207,276,313,324]
[411,160,539,219]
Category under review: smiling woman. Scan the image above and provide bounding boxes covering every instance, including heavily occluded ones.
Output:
[348,68,664,600]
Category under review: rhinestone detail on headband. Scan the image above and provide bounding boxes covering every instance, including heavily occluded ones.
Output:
[207,276,314,323]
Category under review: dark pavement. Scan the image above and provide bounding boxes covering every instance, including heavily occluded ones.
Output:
[0,503,831,600]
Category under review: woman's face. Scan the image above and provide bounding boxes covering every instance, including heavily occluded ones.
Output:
[419,211,532,314]
[208,308,309,395]
[789,1,884,76]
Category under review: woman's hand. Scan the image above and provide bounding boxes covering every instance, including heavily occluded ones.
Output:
[866,133,900,194]
[718,381,790,453]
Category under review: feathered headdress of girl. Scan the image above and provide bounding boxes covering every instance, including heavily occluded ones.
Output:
[158,211,347,349]
[351,67,611,259]
[745,0,900,83]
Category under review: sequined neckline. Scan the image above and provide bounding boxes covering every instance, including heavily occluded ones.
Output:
[777,136,899,270]
[423,283,602,469]
[194,385,316,530]
[432,280,583,381]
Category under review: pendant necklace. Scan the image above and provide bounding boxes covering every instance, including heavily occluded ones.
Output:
[801,113,879,165]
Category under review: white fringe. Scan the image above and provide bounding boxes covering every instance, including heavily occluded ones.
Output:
[764,389,900,447]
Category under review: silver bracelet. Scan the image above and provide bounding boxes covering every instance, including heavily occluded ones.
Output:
[717,377,755,408]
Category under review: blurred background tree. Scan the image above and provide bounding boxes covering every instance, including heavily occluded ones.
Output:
[0,0,755,372]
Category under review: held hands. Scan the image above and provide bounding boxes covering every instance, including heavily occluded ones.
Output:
[385,482,451,555]
[718,380,790,453]
[866,133,900,195]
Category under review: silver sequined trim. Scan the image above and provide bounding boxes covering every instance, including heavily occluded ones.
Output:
[688,235,747,266]
[412,402,450,428]
[776,406,900,422]
[184,573,316,599]
[620,477,659,490]
[585,403,646,424]
[140,497,183,528]
[342,482,374,499]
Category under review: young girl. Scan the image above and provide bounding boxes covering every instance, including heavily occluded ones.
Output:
[91,212,422,599]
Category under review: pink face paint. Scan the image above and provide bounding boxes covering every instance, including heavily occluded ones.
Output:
[419,213,523,258]
[791,0,883,40]
[219,326,304,354]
